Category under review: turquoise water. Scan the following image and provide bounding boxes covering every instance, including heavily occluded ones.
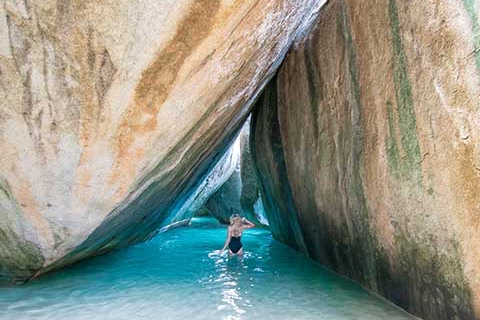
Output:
[0,217,415,320]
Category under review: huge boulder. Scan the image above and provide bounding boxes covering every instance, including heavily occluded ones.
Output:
[0,0,326,283]
[251,1,480,319]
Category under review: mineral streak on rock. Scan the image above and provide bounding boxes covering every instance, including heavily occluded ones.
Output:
[251,1,480,319]
[0,0,327,282]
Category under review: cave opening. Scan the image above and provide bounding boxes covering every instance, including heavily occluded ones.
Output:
[191,116,269,229]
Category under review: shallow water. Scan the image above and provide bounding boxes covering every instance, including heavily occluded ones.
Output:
[0,217,415,320]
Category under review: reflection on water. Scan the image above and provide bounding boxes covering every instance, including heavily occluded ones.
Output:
[0,217,416,320]
[212,256,248,318]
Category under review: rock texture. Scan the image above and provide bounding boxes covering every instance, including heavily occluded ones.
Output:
[251,81,307,252]
[203,119,267,226]
[251,1,480,319]
[161,133,241,228]
[0,0,327,283]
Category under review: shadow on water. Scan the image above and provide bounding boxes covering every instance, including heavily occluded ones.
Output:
[0,217,416,320]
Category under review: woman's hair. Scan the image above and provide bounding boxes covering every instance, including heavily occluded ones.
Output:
[229,214,242,237]
[229,214,241,224]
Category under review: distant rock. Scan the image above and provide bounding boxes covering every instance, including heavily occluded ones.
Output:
[165,132,241,227]
[204,119,267,226]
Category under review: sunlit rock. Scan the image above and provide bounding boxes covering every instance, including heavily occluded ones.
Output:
[0,0,326,282]
[203,119,267,226]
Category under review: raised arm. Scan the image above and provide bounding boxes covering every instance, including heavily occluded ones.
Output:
[221,226,231,252]
[242,217,256,229]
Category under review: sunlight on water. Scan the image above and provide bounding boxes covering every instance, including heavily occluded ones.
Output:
[0,217,415,320]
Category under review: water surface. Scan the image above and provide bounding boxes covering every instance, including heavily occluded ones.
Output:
[0,217,415,320]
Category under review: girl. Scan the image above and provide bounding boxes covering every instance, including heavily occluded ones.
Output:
[220,214,255,256]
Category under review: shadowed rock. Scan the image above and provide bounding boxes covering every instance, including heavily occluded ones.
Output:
[251,1,480,319]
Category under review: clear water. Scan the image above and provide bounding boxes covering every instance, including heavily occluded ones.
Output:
[0,217,415,320]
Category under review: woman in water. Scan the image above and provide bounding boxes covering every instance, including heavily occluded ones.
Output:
[220,214,255,256]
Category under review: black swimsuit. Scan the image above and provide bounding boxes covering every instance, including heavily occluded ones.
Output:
[228,236,242,253]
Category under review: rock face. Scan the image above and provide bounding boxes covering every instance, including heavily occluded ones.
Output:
[251,82,307,252]
[251,1,480,319]
[0,0,327,282]
[203,119,267,226]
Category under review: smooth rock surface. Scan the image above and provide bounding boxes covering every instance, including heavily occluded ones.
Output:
[0,0,326,282]
[159,133,241,228]
[251,1,480,319]
[204,119,267,226]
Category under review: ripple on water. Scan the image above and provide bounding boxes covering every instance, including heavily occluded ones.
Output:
[0,217,416,320]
